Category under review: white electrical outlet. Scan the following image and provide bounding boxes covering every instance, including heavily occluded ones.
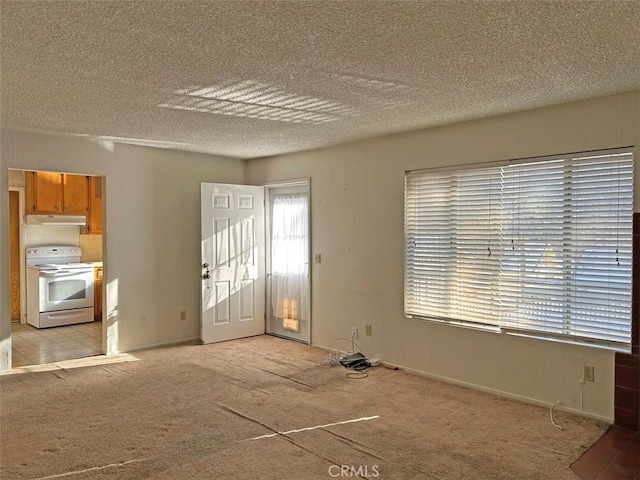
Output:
[351,327,358,339]
[140,315,147,326]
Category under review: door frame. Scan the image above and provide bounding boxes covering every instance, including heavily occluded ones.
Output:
[6,169,111,366]
[263,179,312,345]
[8,186,26,323]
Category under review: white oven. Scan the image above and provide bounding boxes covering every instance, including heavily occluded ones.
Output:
[26,246,95,328]
[38,267,94,312]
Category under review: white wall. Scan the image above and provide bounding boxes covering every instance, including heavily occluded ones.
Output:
[247,91,640,422]
[25,225,80,248]
[0,131,245,369]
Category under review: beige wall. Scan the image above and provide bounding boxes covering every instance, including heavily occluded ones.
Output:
[0,130,245,368]
[80,234,103,263]
[8,169,24,187]
[1,92,637,421]
[246,91,640,421]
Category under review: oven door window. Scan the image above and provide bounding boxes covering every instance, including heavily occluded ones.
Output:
[48,279,87,302]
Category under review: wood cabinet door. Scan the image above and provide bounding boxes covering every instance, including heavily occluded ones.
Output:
[88,176,103,234]
[34,172,63,213]
[94,268,103,320]
[9,191,20,321]
[62,174,89,213]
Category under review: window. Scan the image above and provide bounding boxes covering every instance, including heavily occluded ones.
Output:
[404,148,634,350]
[271,194,310,331]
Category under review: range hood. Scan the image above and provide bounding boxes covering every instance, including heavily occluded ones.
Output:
[26,215,87,226]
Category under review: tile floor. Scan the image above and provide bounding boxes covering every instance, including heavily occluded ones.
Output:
[571,426,640,479]
[11,321,102,367]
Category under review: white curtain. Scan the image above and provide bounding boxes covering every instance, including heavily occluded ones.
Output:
[271,194,309,330]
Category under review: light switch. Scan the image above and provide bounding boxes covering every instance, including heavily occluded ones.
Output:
[314,253,322,264]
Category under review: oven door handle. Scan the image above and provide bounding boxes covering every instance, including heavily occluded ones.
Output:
[45,310,91,320]
[40,269,92,276]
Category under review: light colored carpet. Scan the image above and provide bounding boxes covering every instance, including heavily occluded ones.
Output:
[1,335,606,479]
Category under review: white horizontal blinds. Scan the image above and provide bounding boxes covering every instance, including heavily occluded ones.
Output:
[566,153,633,344]
[404,148,634,349]
[499,160,568,334]
[450,167,502,325]
[405,171,454,319]
[405,166,503,326]
[500,152,633,345]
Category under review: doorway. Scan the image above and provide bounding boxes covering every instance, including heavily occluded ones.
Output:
[266,182,311,344]
[8,169,106,368]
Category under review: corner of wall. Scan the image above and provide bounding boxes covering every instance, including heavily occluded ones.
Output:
[0,132,13,372]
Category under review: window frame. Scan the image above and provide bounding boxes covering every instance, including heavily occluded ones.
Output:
[404,147,635,352]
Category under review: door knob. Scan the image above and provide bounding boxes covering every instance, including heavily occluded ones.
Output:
[202,263,209,268]
[202,273,211,280]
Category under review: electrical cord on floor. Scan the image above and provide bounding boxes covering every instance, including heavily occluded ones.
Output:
[319,336,365,367]
[319,351,341,367]
[319,333,374,379]
[346,371,368,379]
[550,401,563,430]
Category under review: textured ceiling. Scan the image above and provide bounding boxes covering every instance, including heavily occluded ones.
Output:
[1,1,639,159]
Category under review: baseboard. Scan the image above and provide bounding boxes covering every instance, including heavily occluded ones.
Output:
[389,363,613,424]
[123,336,201,353]
[313,344,613,424]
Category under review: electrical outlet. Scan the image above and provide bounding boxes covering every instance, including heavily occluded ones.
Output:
[365,324,372,336]
[180,310,187,321]
[314,253,322,264]
[584,365,595,382]
[351,327,358,339]
[140,315,147,326]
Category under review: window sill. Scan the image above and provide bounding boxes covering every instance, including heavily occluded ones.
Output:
[407,314,630,353]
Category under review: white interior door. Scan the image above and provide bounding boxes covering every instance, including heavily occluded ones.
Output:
[201,183,265,344]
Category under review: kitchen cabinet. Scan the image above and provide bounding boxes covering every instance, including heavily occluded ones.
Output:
[26,172,89,215]
[27,172,62,213]
[94,267,103,321]
[87,176,103,234]
[63,174,90,213]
